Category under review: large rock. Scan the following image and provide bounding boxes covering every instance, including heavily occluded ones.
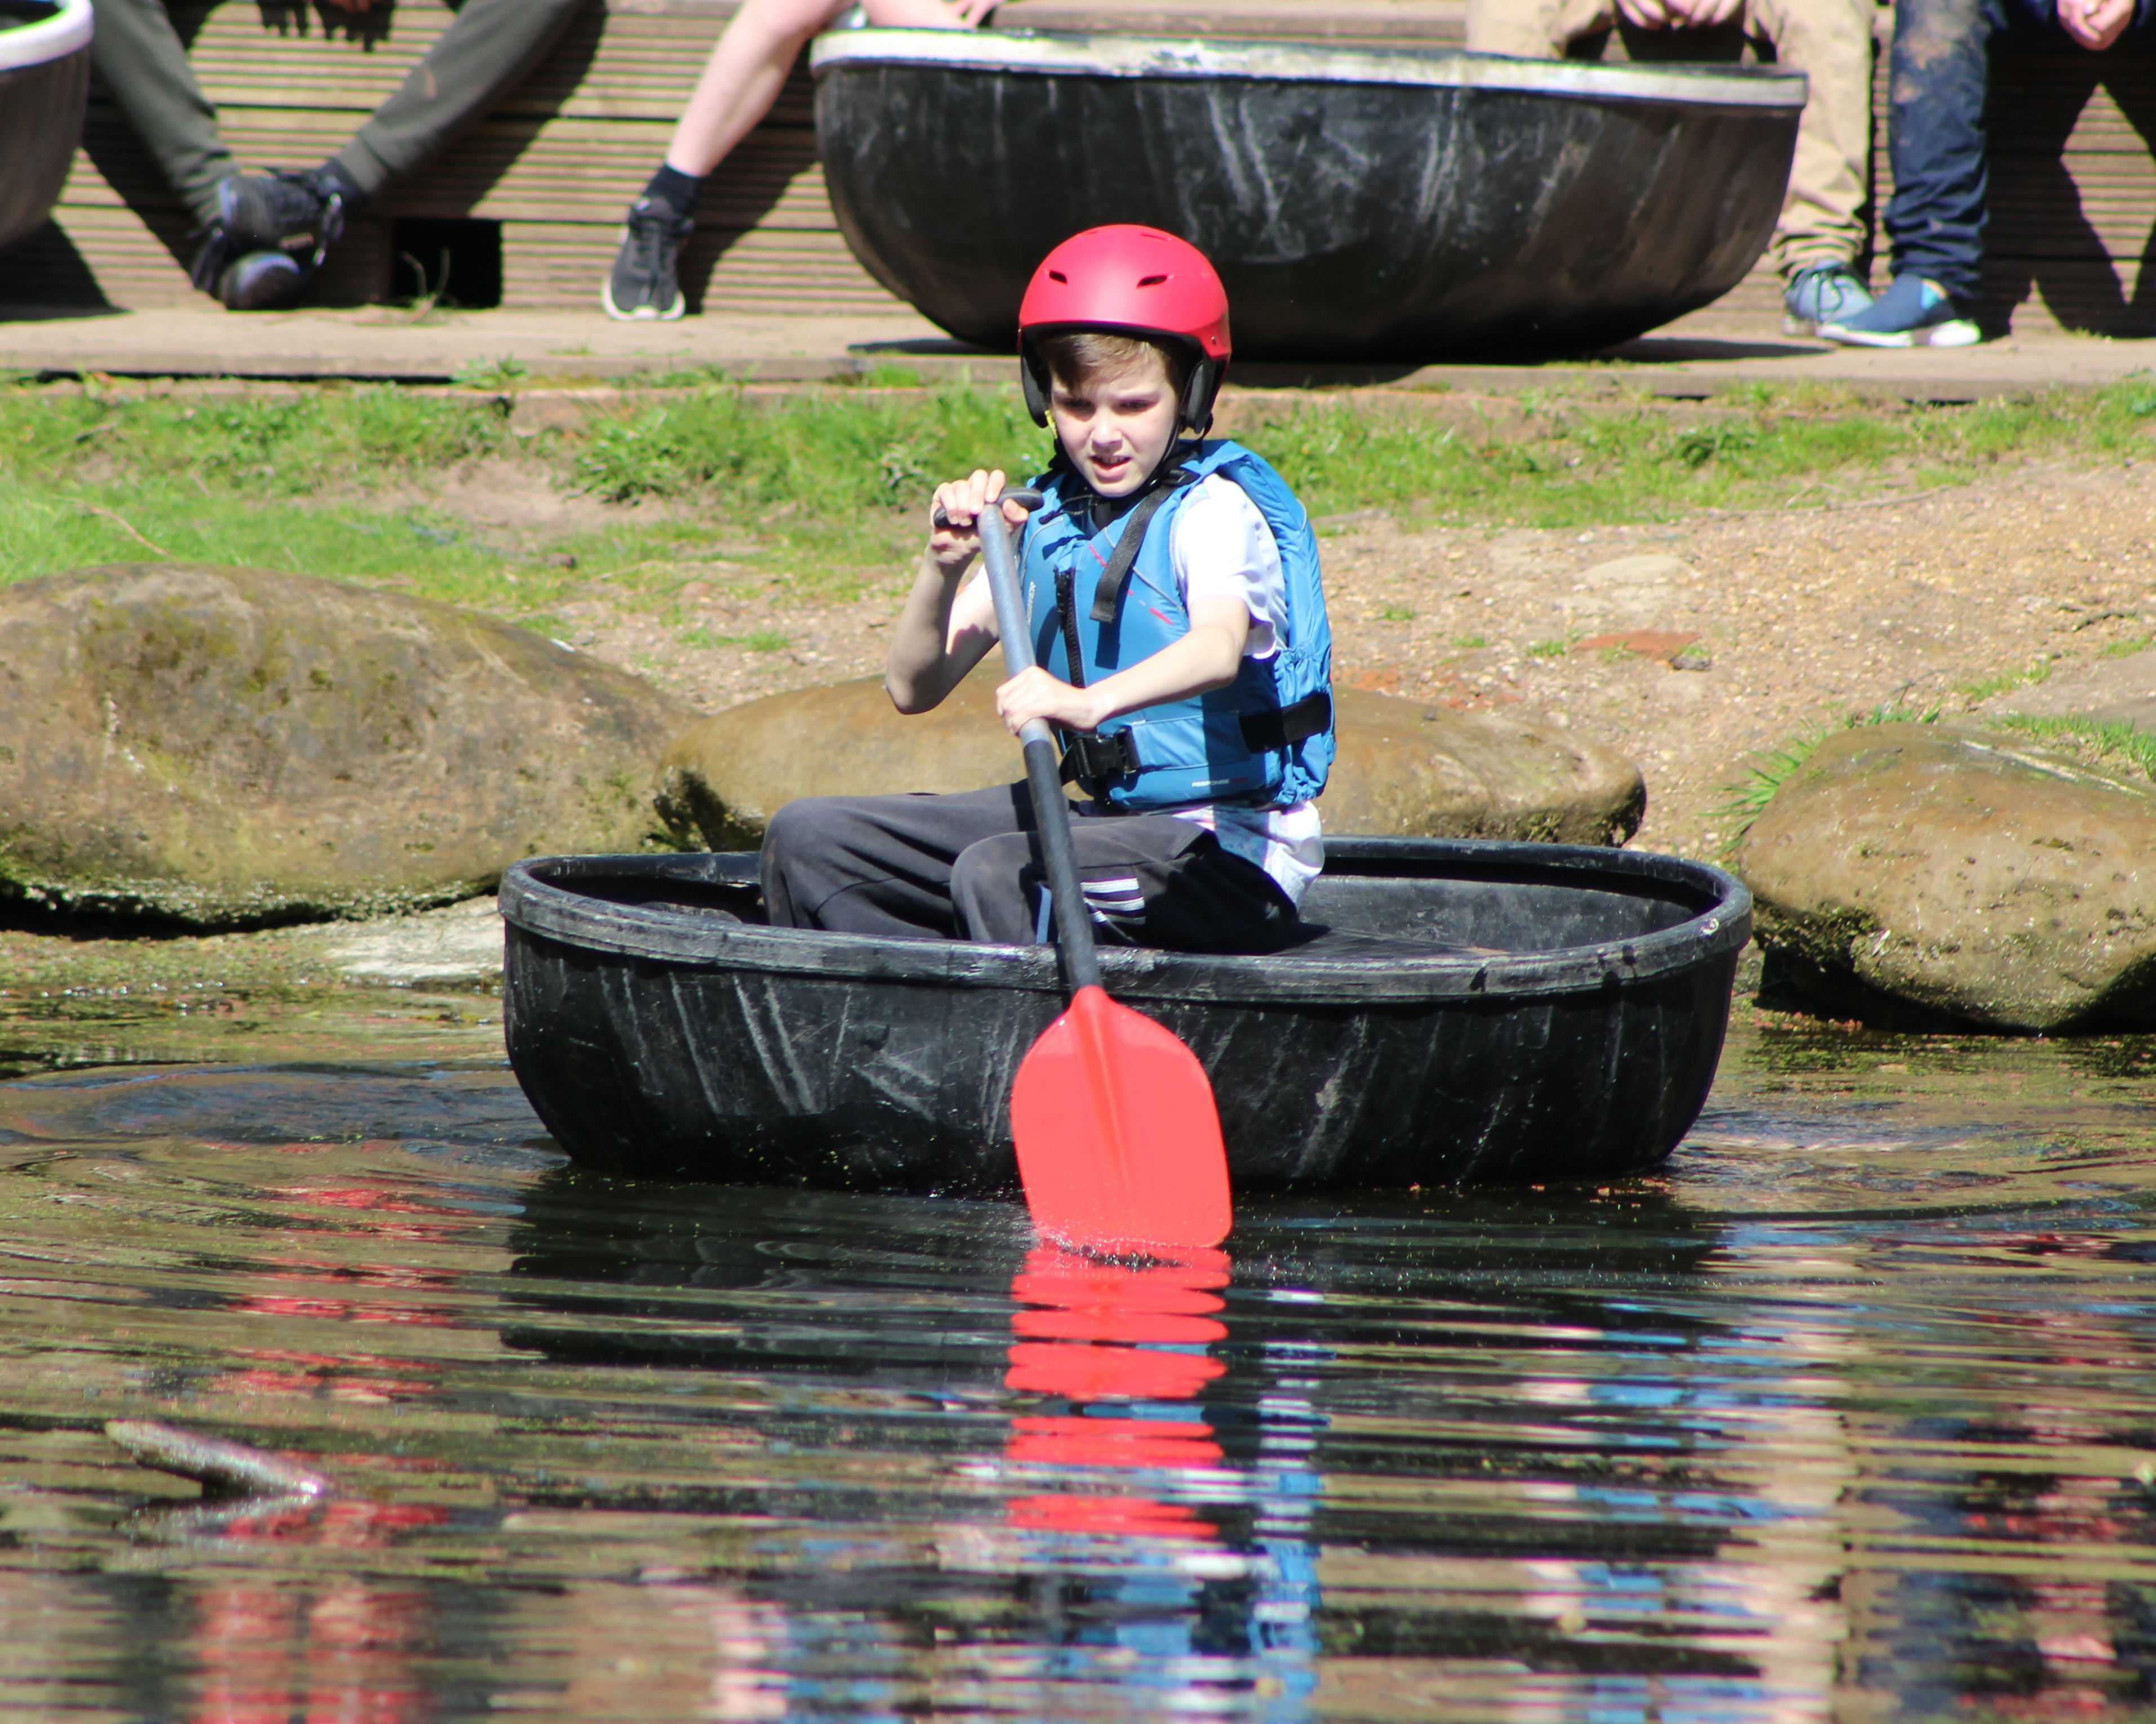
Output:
[1735,722,2156,1031]
[655,667,1643,849]
[0,564,691,924]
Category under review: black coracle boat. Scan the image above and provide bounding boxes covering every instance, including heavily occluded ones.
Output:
[0,0,91,251]
[501,838,1751,1192]
[810,28,1805,361]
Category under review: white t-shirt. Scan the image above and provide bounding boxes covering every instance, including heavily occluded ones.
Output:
[1159,475,1324,907]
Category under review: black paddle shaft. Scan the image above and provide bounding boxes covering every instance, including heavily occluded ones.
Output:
[971,488,1103,994]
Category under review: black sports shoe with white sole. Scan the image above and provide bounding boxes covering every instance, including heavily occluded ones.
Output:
[604,197,692,320]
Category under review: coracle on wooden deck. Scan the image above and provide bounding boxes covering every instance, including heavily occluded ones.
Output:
[812,29,1801,359]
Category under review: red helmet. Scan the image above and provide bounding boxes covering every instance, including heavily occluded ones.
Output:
[1017,226,1231,435]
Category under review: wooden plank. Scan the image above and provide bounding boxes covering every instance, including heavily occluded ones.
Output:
[500,220,910,311]
[30,202,393,308]
[177,2,804,126]
[65,108,834,230]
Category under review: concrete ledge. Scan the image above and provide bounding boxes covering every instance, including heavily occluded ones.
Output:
[5,304,2153,401]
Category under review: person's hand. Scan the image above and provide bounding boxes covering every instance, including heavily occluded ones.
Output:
[1617,0,1744,28]
[2060,0,2132,50]
[995,666,1104,737]
[926,469,1024,571]
[1669,0,1745,25]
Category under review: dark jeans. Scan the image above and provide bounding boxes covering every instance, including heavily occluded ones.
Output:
[91,0,588,224]
[760,785,1299,953]
[1886,0,2155,299]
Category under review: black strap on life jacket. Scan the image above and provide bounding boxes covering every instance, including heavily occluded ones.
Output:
[1052,566,1087,691]
[1056,690,1331,794]
[1087,462,1198,624]
[1237,688,1332,754]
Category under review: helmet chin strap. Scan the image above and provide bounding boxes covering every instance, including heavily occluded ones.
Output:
[1059,431,1201,529]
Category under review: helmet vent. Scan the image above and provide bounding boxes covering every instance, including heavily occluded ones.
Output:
[1048,270,1068,282]
[1137,274,1168,286]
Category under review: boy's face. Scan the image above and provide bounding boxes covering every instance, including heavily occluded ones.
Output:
[1048,351,1181,498]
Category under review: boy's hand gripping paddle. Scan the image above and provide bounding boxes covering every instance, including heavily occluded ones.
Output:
[971,488,1232,1253]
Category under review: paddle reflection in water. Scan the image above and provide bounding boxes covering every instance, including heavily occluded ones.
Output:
[502,1195,1324,1720]
[175,1500,449,1724]
[941,1245,1321,1717]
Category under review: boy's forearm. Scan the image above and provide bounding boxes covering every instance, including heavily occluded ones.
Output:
[996,620,1243,737]
[884,550,971,712]
[1088,622,1243,722]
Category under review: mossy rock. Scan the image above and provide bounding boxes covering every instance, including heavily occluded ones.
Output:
[0,564,691,925]
[655,667,1643,850]
[1735,721,2156,1031]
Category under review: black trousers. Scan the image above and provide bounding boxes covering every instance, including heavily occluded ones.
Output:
[760,785,1297,952]
[91,0,589,224]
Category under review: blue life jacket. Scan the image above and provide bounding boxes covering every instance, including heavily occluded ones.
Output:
[1017,439,1333,812]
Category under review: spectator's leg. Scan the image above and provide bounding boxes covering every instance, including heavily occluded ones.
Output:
[1880,0,1998,301]
[1465,0,1615,56]
[323,0,592,207]
[605,0,848,318]
[662,0,855,180]
[760,785,1041,938]
[1750,0,1875,278]
[87,0,233,226]
[949,818,1297,954]
[606,0,984,316]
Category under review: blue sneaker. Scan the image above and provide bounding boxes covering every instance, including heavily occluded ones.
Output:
[1782,262,1873,337]
[1818,274,1981,348]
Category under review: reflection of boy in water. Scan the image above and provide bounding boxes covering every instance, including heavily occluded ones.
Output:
[761,227,1335,956]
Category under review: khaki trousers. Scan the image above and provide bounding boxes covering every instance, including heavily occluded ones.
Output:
[1465,0,1874,277]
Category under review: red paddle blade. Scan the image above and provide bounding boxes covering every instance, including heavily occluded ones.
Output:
[1010,985,1231,1252]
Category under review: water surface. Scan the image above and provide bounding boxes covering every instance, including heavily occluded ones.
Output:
[0,991,2150,1722]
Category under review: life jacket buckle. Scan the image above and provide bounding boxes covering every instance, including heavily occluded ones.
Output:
[1058,728,1143,785]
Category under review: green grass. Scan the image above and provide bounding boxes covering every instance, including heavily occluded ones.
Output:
[1955,658,2052,701]
[6,374,2155,626]
[1990,712,2156,780]
[1713,728,1832,855]
[452,356,529,390]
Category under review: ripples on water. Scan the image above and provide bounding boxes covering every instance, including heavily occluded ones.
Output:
[0,991,2150,1721]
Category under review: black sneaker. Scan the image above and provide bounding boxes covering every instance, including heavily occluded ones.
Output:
[220,170,345,260]
[188,170,345,310]
[213,250,309,311]
[604,197,691,320]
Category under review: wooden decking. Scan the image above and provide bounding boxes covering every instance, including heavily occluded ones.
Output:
[4,0,2153,338]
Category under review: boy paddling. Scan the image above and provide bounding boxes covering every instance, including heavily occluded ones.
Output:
[761,226,1334,954]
